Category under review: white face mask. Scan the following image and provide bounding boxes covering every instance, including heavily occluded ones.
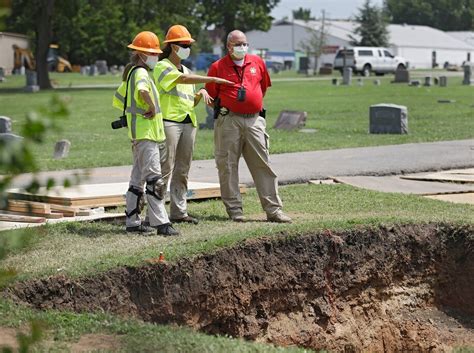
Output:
[232,45,248,59]
[144,54,158,69]
[176,47,191,60]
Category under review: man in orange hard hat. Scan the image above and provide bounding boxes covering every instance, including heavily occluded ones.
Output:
[112,31,179,236]
[153,25,233,225]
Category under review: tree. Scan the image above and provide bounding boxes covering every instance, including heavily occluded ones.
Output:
[384,0,473,31]
[198,0,280,45]
[299,10,329,75]
[292,7,315,21]
[351,0,389,47]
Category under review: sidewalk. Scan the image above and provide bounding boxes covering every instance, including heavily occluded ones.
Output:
[11,140,474,188]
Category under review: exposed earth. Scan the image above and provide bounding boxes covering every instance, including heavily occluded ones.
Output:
[4,223,474,351]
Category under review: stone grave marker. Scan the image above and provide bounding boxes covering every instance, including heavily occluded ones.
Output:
[463,63,473,85]
[274,110,307,130]
[423,76,432,86]
[0,116,12,133]
[332,78,339,86]
[53,139,71,159]
[95,60,108,75]
[393,68,409,83]
[24,69,39,92]
[0,67,5,82]
[409,80,421,87]
[0,133,23,144]
[89,65,98,76]
[373,79,381,86]
[439,76,448,87]
[342,67,352,85]
[357,78,364,86]
[80,66,90,75]
[369,104,408,134]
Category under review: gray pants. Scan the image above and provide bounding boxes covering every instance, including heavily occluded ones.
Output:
[214,112,283,218]
[161,121,197,219]
[126,139,169,227]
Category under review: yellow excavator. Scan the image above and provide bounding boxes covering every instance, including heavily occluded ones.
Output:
[13,44,72,72]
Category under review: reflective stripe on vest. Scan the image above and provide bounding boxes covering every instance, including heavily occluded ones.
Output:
[168,87,194,102]
[129,68,138,139]
[157,67,173,83]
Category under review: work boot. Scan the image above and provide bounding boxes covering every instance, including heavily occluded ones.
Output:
[267,212,292,223]
[170,215,199,225]
[126,224,155,234]
[156,223,180,236]
[230,215,246,222]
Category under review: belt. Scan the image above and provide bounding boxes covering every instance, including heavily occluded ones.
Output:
[219,107,259,118]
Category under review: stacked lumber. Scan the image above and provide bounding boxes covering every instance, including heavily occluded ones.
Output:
[0,199,105,223]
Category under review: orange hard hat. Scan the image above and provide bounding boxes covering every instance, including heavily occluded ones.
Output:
[127,31,162,54]
[163,25,195,43]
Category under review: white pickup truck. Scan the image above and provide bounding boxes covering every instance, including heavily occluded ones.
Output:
[333,47,407,76]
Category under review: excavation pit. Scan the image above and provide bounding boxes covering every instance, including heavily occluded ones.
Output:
[5,223,474,351]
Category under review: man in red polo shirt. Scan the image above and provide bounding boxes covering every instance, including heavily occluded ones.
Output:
[205,30,291,223]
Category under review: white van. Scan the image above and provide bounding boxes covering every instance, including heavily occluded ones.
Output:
[333,47,407,76]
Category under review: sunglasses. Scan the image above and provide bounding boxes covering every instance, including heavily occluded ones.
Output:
[175,43,192,49]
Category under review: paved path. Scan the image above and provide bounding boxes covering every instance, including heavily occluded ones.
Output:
[11,140,474,188]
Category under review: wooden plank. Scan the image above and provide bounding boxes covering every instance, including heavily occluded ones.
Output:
[425,192,474,205]
[5,200,51,214]
[2,210,63,219]
[0,213,46,223]
[401,173,474,183]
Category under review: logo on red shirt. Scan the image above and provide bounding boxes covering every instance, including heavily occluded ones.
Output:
[250,67,257,75]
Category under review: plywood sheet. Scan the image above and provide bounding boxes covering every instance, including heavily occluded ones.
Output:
[401,169,474,183]
[425,193,474,205]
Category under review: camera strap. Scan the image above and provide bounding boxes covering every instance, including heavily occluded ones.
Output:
[122,66,143,116]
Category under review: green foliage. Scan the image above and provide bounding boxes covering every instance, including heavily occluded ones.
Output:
[352,0,390,47]
[384,0,474,31]
[292,7,315,21]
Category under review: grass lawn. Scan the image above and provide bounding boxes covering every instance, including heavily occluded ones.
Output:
[0,183,473,351]
[0,72,472,171]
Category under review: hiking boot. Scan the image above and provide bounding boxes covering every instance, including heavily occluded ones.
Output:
[126,224,155,234]
[267,213,292,223]
[230,215,246,222]
[170,215,199,225]
[156,223,180,236]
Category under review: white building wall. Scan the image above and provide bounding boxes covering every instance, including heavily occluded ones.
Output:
[0,32,29,74]
[394,46,472,69]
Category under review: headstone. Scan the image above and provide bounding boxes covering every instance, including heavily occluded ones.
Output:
[0,67,5,82]
[89,64,98,76]
[463,63,473,85]
[118,65,125,74]
[199,105,215,130]
[424,76,432,87]
[357,78,364,86]
[439,76,448,87]
[24,69,39,93]
[53,139,71,159]
[332,78,339,86]
[409,80,421,87]
[369,104,408,134]
[342,67,352,85]
[0,133,23,144]
[373,79,381,86]
[109,65,119,75]
[319,67,332,75]
[0,116,12,133]
[95,60,108,75]
[80,66,90,75]
[274,110,307,130]
[393,68,409,83]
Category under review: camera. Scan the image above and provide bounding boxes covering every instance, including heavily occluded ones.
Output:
[237,86,246,102]
[111,115,128,129]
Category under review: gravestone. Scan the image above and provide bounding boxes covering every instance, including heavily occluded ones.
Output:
[24,69,39,93]
[424,76,432,86]
[80,66,90,75]
[439,76,448,87]
[373,79,381,86]
[369,104,408,134]
[118,65,125,74]
[342,67,352,85]
[199,105,215,130]
[0,67,4,82]
[95,60,108,75]
[89,65,98,76]
[409,80,421,87]
[357,78,364,86]
[0,133,23,144]
[332,78,339,86]
[463,63,473,85]
[393,68,409,83]
[53,139,71,159]
[274,110,307,130]
[109,65,119,75]
[319,67,332,75]
[0,116,12,133]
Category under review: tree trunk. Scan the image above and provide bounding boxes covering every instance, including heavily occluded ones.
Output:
[36,0,54,90]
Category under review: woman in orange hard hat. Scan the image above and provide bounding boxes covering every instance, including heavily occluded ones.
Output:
[153,25,233,225]
[112,31,178,237]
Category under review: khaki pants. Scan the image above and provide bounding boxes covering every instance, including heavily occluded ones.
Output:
[161,121,197,219]
[214,112,283,217]
[126,139,169,227]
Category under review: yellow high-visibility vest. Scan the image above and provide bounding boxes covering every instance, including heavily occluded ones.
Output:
[153,59,197,127]
[112,66,166,142]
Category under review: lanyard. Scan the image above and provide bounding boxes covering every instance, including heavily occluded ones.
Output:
[233,65,246,86]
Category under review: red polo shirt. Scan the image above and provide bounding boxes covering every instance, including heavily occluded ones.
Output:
[205,54,271,114]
